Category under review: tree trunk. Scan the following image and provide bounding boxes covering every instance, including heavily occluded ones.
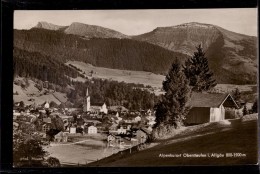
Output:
[28,156,32,166]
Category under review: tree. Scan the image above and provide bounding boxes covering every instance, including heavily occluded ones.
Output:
[46,157,61,167]
[19,101,25,108]
[242,104,249,116]
[232,88,241,107]
[49,101,58,108]
[251,99,258,113]
[19,122,36,134]
[59,102,65,109]
[46,115,64,140]
[51,115,64,131]
[155,59,191,129]
[13,130,47,167]
[183,44,217,92]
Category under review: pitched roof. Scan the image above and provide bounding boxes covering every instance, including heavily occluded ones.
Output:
[43,118,52,123]
[109,105,129,112]
[91,102,105,106]
[187,92,238,108]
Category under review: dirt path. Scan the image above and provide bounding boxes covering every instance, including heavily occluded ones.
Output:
[50,139,91,146]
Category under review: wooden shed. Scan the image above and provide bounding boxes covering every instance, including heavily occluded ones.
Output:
[185,92,239,124]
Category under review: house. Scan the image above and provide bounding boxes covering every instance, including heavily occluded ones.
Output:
[147,120,156,126]
[117,126,127,134]
[43,81,49,88]
[136,129,149,144]
[185,92,239,124]
[130,137,139,144]
[13,122,19,130]
[69,126,76,134]
[134,116,142,122]
[146,115,156,121]
[91,103,108,114]
[28,115,37,122]
[54,131,68,142]
[13,110,21,117]
[107,134,116,146]
[43,118,52,124]
[44,101,50,109]
[116,113,123,122]
[88,125,97,134]
[83,119,101,126]
[109,123,118,134]
[42,123,51,133]
[109,105,129,113]
[146,109,152,116]
[107,134,116,142]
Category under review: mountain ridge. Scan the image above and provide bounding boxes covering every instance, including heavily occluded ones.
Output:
[132,22,257,84]
[18,21,257,84]
[34,21,129,39]
[33,21,68,31]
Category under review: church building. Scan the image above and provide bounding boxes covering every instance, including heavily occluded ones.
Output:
[83,88,108,114]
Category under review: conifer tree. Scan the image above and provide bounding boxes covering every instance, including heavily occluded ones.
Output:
[232,88,241,107]
[183,44,217,92]
[155,59,191,128]
[251,99,258,113]
[242,104,249,116]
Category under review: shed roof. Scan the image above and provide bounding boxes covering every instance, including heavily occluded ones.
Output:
[187,92,238,108]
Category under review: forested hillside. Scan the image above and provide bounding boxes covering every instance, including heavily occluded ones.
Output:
[14,29,188,75]
[13,47,159,110]
[13,48,80,85]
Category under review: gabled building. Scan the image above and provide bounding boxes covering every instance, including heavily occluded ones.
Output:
[82,88,108,114]
[136,128,150,144]
[185,92,239,124]
[42,123,51,133]
[88,125,97,134]
[54,131,68,142]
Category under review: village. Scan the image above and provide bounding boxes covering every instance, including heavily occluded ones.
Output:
[13,88,156,155]
[13,82,251,163]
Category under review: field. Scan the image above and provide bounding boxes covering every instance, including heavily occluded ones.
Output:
[13,77,67,105]
[88,114,258,166]
[13,64,257,105]
[66,61,257,98]
[66,61,165,89]
[44,134,119,166]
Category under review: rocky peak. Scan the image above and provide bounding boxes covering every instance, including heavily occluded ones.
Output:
[33,21,65,31]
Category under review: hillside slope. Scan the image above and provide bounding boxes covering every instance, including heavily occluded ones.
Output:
[13,77,67,105]
[14,29,188,75]
[66,61,165,89]
[133,22,257,84]
[88,116,258,166]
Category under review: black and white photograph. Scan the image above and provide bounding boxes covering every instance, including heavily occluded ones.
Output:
[12,9,258,167]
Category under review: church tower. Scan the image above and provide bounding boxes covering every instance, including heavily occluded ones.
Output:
[83,88,91,112]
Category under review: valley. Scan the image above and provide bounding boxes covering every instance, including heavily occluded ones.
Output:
[12,19,258,168]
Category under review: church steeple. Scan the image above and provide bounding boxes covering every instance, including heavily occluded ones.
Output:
[86,88,89,97]
[83,88,90,112]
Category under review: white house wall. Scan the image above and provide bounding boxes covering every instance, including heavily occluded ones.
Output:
[210,105,225,122]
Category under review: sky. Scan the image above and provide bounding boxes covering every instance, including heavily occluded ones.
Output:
[14,9,257,36]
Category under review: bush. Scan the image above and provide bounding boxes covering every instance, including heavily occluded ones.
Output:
[46,157,61,167]
[152,124,176,139]
[225,108,240,119]
[146,134,156,143]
